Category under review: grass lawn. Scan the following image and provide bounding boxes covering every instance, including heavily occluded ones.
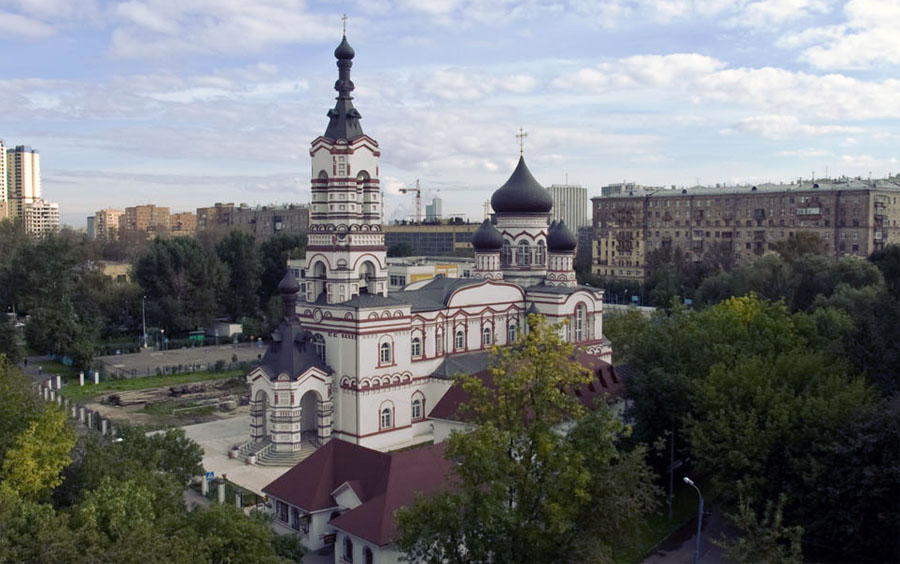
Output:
[616,478,718,564]
[58,369,244,403]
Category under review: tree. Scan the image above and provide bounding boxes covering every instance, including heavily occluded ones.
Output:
[0,359,44,462]
[135,237,227,332]
[25,304,98,370]
[258,233,306,306]
[870,244,900,298]
[387,242,413,257]
[773,231,829,263]
[715,491,803,564]
[396,315,657,563]
[0,406,76,502]
[217,231,263,321]
[187,504,289,564]
[0,322,23,364]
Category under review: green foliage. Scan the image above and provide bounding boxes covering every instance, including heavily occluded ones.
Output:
[870,244,900,298]
[714,491,803,564]
[270,531,308,561]
[187,504,289,564]
[259,233,306,305]
[0,405,76,502]
[0,322,23,364]
[396,315,658,563]
[217,231,263,321]
[135,237,228,332]
[387,242,413,257]
[25,304,98,370]
[773,230,829,263]
[0,359,44,461]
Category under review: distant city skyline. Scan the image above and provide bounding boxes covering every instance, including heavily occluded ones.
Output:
[1,0,898,227]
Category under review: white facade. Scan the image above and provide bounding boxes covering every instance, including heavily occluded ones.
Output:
[548,184,589,229]
[6,145,41,219]
[23,198,59,236]
[0,139,7,219]
[246,35,609,458]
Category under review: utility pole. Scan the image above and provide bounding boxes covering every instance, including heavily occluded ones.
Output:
[141,296,147,349]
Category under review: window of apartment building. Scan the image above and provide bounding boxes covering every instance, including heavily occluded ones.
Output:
[852,244,860,252]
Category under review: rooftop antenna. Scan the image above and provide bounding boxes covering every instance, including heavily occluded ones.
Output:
[342,13,348,35]
[516,127,527,155]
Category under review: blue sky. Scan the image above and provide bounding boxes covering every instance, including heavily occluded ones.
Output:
[1,0,898,227]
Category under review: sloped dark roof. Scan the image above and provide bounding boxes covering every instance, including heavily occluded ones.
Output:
[263,441,452,547]
[471,219,504,251]
[340,293,409,308]
[430,350,491,379]
[259,321,331,380]
[547,220,577,252]
[490,156,553,214]
[525,283,600,295]
[392,278,482,312]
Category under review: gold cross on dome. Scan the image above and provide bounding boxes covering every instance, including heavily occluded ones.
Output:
[516,127,528,155]
[342,14,348,35]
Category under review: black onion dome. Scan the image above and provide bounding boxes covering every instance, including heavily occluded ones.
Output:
[548,219,558,232]
[472,219,504,251]
[491,156,553,214]
[278,270,301,294]
[334,35,355,60]
[547,220,577,252]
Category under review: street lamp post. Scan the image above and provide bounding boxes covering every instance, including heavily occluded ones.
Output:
[684,476,704,564]
[141,296,147,349]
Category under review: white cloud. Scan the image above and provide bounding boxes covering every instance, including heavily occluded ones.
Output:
[0,9,55,37]
[554,54,900,120]
[724,115,861,139]
[777,148,833,157]
[733,0,831,29]
[108,0,341,58]
[420,69,537,101]
[780,0,900,69]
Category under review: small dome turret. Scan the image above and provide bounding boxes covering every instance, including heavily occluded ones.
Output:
[334,35,355,60]
[472,219,504,251]
[490,156,553,215]
[547,220,577,252]
[278,270,301,294]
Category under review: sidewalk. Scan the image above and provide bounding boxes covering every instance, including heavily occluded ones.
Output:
[641,508,729,564]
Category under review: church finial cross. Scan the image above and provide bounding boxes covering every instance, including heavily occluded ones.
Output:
[516,127,528,155]
[342,13,348,35]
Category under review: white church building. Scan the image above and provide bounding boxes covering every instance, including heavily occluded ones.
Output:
[245,32,610,463]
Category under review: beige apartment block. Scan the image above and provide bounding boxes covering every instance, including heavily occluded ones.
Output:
[94,209,124,240]
[170,211,197,236]
[119,204,170,234]
[592,177,900,280]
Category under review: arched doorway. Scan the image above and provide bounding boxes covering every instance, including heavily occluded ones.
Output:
[358,260,376,294]
[300,390,321,444]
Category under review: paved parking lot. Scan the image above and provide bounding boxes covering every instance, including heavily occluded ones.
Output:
[96,342,268,377]
[181,415,289,495]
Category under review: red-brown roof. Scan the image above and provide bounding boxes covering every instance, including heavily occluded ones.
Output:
[263,440,453,547]
[427,353,626,423]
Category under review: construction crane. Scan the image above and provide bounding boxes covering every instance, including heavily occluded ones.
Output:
[399,179,423,223]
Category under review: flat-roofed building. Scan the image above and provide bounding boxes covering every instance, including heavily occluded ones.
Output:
[93,209,124,240]
[231,203,309,242]
[6,144,41,219]
[548,184,589,229]
[384,220,479,256]
[170,211,197,236]
[120,204,170,234]
[23,198,59,236]
[592,177,900,281]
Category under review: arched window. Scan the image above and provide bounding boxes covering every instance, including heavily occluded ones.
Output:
[380,342,392,364]
[411,394,424,420]
[455,329,465,351]
[380,407,393,429]
[436,329,444,355]
[363,547,374,564]
[517,240,530,266]
[344,537,353,562]
[508,322,517,343]
[482,325,492,346]
[312,334,326,363]
[575,305,586,342]
[501,240,512,267]
[536,240,546,266]
[411,336,422,358]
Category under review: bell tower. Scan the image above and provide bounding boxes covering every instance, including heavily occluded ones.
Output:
[303,32,388,304]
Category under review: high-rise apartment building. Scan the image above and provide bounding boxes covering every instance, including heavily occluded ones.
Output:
[119,204,170,233]
[425,197,443,221]
[548,184,589,229]
[6,145,41,218]
[23,199,59,236]
[92,209,124,240]
[591,177,900,281]
[196,202,236,231]
[0,139,7,219]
